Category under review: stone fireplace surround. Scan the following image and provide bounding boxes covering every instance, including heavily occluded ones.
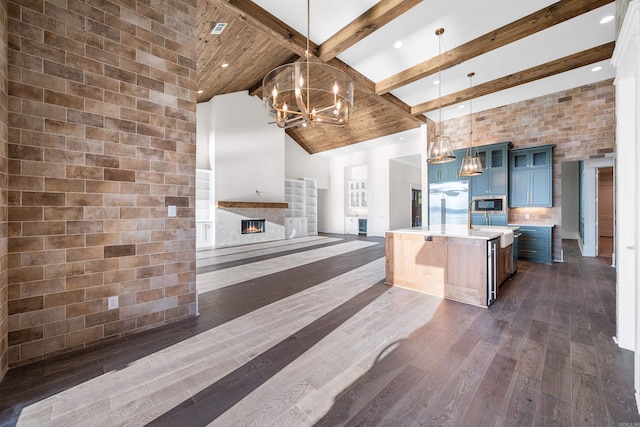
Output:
[215,201,287,247]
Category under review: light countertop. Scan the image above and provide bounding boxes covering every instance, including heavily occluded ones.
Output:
[387,225,503,241]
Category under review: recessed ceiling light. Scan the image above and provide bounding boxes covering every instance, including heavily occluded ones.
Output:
[591,66,603,72]
[600,15,614,24]
[433,80,440,85]
[399,137,404,140]
[394,41,403,49]
[221,63,229,68]
[459,105,465,109]
[197,90,203,94]
[211,23,227,34]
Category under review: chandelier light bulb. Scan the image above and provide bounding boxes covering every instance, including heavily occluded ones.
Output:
[262,0,354,128]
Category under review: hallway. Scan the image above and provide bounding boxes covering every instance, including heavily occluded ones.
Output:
[0,235,638,426]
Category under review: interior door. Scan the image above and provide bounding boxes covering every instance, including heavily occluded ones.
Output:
[598,168,614,237]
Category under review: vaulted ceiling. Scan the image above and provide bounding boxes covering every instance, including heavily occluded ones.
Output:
[197,0,616,154]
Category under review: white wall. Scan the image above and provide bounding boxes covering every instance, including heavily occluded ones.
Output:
[561,161,580,239]
[327,127,427,236]
[208,91,285,203]
[611,0,639,376]
[284,136,329,189]
[196,101,214,170]
[389,160,421,230]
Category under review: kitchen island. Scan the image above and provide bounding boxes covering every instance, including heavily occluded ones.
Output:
[385,225,514,308]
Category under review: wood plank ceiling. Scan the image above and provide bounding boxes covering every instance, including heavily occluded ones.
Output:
[198,0,615,154]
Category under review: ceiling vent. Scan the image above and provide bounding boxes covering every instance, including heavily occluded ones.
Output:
[211,22,227,35]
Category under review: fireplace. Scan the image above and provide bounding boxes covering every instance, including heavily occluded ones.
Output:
[241,219,266,234]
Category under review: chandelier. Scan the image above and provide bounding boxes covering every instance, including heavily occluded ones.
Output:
[427,28,455,164]
[459,72,483,176]
[262,0,354,129]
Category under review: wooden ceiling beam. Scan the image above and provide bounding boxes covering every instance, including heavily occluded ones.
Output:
[376,0,614,95]
[318,0,423,61]
[211,0,318,58]
[411,42,615,115]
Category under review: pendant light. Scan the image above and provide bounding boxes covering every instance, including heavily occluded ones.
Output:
[459,72,483,176]
[262,0,354,129]
[427,28,455,164]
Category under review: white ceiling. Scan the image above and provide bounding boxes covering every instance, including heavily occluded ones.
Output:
[253,1,617,157]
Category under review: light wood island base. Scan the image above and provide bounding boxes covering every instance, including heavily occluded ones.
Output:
[385,231,494,308]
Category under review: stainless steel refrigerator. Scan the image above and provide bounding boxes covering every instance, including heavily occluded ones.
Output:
[428,180,470,227]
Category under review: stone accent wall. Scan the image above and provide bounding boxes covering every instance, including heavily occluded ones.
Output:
[7,0,197,366]
[0,0,8,381]
[444,80,616,261]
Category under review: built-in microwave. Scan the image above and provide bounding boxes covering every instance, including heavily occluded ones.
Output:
[472,197,506,214]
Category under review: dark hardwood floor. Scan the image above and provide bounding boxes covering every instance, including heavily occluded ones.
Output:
[0,234,638,426]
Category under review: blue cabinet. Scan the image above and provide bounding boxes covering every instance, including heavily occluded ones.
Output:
[513,225,553,264]
[509,145,554,207]
[470,142,512,197]
[472,213,507,227]
[428,149,465,183]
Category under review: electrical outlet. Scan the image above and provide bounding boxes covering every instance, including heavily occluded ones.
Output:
[525,214,530,219]
[108,296,118,310]
[168,205,177,217]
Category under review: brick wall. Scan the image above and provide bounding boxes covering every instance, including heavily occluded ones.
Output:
[6,0,197,366]
[443,79,616,261]
[0,0,8,381]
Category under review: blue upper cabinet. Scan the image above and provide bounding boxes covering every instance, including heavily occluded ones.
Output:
[428,148,466,183]
[470,142,512,197]
[509,145,554,207]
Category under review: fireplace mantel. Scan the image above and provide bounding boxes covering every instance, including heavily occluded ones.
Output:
[216,201,288,209]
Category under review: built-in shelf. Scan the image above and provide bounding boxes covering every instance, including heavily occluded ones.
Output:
[284,178,318,237]
[216,201,288,209]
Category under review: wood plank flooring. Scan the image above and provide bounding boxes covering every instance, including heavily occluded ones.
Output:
[0,234,638,426]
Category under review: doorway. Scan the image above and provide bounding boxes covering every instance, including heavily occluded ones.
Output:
[560,158,615,259]
[412,189,422,226]
[598,167,614,259]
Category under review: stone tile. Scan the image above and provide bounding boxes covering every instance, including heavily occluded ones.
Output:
[66,300,104,319]
[65,325,103,347]
[66,246,103,262]
[85,259,120,274]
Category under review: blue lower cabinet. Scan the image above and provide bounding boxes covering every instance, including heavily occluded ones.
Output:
[515,225,552,264]
[471,214,507,227]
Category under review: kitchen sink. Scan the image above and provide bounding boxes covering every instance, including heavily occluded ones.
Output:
[471,227,514,248]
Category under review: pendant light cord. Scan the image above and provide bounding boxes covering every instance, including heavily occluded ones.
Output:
[469,72,474,153]
[437,30,443,137]
[305,0,310,114]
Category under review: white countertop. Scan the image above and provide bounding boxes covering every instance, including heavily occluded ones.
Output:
[387,225,503,241]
